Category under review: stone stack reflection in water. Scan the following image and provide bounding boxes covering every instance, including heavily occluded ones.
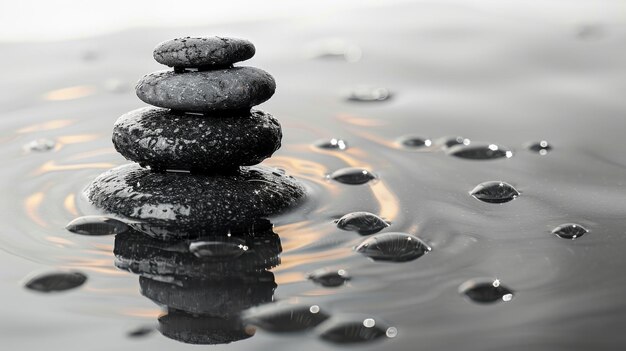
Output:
[114,227,280,344]
[85,36,305,238]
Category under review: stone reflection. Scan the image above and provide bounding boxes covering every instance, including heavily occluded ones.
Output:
[114,225,280,345]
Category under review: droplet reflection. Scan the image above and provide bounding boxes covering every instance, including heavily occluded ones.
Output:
[336,211,390,235]
[355,232,431,262]
[460,279,514,304]
[329,167,377,185]
[347,86,391,102]
[65,215,129,236]
[316,315,396,344]
[448,143,513,160]
[551,223,589,239]
[470,181,520,204]
[24,271,87,293]
[307,268,351,287]
[315,138,348,151]
[527,140,552,155]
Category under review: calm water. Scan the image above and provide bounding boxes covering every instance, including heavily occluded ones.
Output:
[2,1,626,350]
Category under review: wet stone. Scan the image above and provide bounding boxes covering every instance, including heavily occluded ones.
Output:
[153,37,255,68]
[335,211,390,235]
[243,303,330,333]
[307,268,351,287]
[460,279,514,304]
[316,315,396,344]
[135,67,275,112]
[113,107,281,172]
[314,138,348,151]
[355,232,431,262]
[551,223,589,239]
[347,86,391,102]
[447,143,513,160]
[527,140,552,155]
[65,215,129,236]
[397,135,432,148]
[24,271,87,293]
[85,163,305,238]
[329,167,377,185]
[470,181,520,204]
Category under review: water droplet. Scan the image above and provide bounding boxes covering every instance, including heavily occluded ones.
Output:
[437,136,471,148]
[329,167,377,185]
[315,138,348,151]
[24,271,87,293]
[336,211,390,235]
[527,140,552,155]
[127,325,155,338]
[470,181,520,204]
[307,268,351,287]
[307,39,362,62]
[189,238,249,259]
[448,143,513,160]
[243,303,330,332]
[65,216,129,235]
[24,138,55,152]
[317,315,395,344]
[347,86,391,102]
[460,279,514,304]
[397,136,432,148]
[551,223,589,239]
[355,232,431,262]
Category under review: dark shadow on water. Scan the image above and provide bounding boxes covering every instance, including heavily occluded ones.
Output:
[113,225,280,345]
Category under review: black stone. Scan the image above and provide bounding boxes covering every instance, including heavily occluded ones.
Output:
[113,107,281,172]
[85,163,305,238]
[153,37,255,68]
[135,67,276,112]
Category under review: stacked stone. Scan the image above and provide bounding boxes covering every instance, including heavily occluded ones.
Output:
[86,37,305,238]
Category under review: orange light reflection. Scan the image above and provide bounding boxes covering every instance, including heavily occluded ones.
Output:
[24,192,47,227]
[43,85,96,101]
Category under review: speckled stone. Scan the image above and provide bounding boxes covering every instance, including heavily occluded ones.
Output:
[112,107,281,172]
[84,163,305,238]
[135,67,275,112]
[153,37,255,68]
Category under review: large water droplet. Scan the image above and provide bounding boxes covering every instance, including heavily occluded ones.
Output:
[347,86,391,102]
[527,140,552,155]
[329,167,377,185]
[189,238,249,259]
[460,279,514,304]
[315,138,348,151]
[336,211,390,235]
[307,268,351,287]
[316,315,396,344]
[65,216,129,235]
[24,138,56,152]
[355,232,431,262]
[551,223,589,239]
[243,303,330,332]
[448,143,513,160]
[24,271,87,293]
[397,135,432,148]
[470,181,520,204]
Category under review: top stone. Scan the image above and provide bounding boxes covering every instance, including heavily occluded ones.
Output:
[153,37,255,68]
